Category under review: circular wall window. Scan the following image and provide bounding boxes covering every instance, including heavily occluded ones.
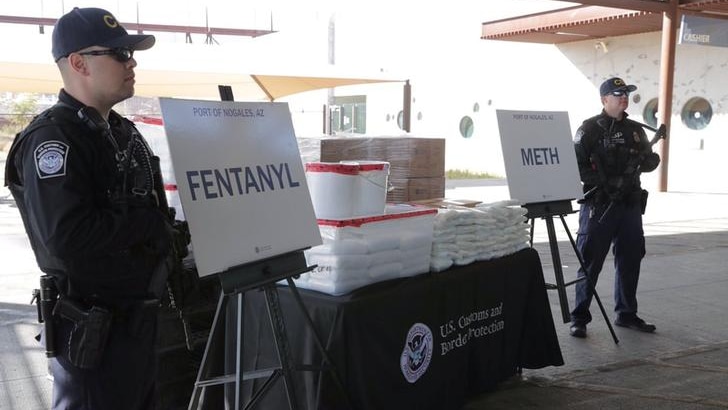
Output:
[642,98,659,128]
[681,97,712,130]
[417,112,423,121]
[397,110,404,129]
[631,93,641,104]
[473,102,480,113]
[459,116,474,139]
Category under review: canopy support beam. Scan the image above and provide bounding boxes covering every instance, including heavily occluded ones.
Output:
[657,0,678,192]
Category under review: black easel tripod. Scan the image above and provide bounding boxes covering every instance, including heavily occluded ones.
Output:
[525,199,618,344]
[187,250,353,409]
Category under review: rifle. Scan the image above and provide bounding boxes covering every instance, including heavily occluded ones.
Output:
[147,154,192,303]
[148,156,221,351]
[580,123,666,223]
[624,123,666,176]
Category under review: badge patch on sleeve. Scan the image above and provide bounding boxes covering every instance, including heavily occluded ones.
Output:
[34,140,69,179]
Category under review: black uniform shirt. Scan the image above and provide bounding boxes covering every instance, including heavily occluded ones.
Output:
[574,110,651,195]
[6,90,169,301]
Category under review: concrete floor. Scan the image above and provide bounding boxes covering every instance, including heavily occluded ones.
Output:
[454,184,728,409]
[2,148,728,409]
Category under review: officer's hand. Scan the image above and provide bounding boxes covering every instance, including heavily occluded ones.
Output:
[148,216,174,256]
[602,182,623,201]
[640,152,660,172]
[606,175,624,187]
[171,220,191,258]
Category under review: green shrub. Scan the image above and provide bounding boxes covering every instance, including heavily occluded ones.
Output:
[446,169,502,179]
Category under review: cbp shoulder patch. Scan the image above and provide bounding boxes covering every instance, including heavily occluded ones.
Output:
[34,140,69,179]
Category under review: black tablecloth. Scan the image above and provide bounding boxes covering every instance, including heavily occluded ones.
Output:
[241,247,563,410]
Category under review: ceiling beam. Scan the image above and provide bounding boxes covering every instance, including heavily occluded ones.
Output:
[482,5,649,38]
[0,15,56,26]
[552,0,672,13]
[0,14,275,38]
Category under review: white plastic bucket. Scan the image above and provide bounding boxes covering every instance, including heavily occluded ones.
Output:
[342,161,390,217]
[305,162,360,219]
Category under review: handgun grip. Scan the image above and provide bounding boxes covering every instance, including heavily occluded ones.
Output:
[53,298,89,323]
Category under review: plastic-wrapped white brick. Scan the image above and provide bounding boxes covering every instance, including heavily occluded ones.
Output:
[430,201,531,272]
[285,204,436,295]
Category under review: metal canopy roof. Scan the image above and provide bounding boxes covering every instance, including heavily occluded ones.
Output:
[481,0,728,44]
[480,0,728,192]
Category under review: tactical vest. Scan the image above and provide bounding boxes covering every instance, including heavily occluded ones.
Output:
[592,116,644,182]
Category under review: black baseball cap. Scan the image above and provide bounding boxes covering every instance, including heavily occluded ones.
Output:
[599,77,637,96]
[52,7,155,62]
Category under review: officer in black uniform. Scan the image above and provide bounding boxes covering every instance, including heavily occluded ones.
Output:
[569,77,661,338]
[4,7,173,409]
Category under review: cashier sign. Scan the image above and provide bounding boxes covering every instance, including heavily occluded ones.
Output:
[159,98,321,278]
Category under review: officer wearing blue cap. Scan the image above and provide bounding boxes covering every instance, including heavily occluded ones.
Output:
[569,77,661,338]
[51,7,156,62]
[4,7,174,409]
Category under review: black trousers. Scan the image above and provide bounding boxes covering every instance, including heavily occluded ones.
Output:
[50,313,158,410]
[571,200,645,325]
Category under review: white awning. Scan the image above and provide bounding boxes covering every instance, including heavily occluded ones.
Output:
[0,41,401,100]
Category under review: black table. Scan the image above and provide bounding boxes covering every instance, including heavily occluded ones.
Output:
[240,247,563,410]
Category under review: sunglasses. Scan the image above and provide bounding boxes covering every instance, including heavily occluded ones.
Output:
[77,47,134,63]
[610,90,630,97]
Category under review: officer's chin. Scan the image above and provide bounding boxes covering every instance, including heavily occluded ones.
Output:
[120,87,135,101]
[123,78,135,95]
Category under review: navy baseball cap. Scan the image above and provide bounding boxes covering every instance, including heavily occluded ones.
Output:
[599,77,637,96]
[52,7,155,61]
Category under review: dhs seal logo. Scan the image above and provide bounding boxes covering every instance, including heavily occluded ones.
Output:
[400,323,433,383]
[34,141,69,179]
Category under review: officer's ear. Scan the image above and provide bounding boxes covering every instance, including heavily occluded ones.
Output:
[66,53,90,76]
[77,106,110,133]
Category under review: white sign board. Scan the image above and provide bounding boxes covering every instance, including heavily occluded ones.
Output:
[159,98,322,277]
[496,110,582,204]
